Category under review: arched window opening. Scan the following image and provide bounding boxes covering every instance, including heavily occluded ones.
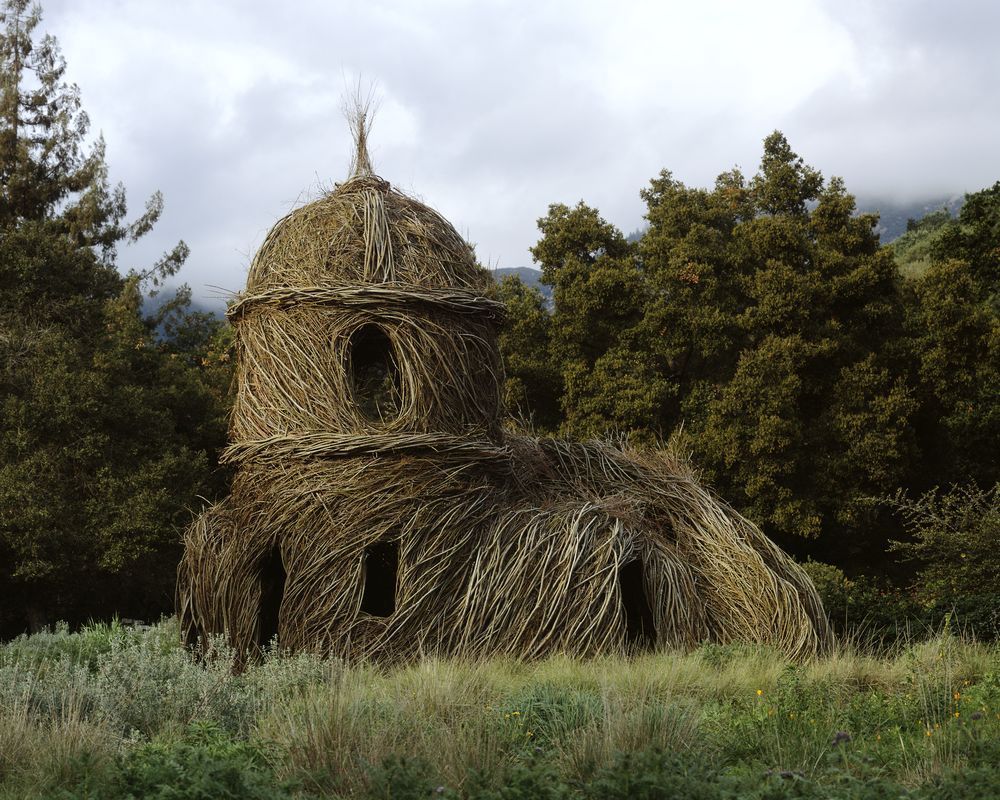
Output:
[347,325,401,422]
[361,540,399,617]
[618,558,655,650]
[258,545,286,648]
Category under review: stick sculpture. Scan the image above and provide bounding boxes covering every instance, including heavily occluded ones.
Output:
[177,117,832,662]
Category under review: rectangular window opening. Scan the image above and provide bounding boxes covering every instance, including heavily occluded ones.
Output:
[361,540,399,617]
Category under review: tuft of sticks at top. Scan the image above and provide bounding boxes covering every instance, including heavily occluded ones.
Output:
[345,84,379,179]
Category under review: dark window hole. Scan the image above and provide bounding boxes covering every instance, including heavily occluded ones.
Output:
[619,558,655,650]
[361,540,399,617]
[258,545,286,647]
[347,325,401,422]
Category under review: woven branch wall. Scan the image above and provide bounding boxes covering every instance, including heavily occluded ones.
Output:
[177,164,833,663]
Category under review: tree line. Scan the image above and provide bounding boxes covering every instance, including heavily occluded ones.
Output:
[498,134,999,623]
[1,0,997,636]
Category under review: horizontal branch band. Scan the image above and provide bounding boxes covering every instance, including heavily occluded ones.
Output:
[227,283,506,321]
[222,431,512,466]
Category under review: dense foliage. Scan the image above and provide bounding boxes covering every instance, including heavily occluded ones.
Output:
[0,36,994,800]
[499,134,999,587]
[0,0,230,635]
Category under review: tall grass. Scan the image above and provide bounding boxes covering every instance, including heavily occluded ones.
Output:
[2,618,1000,797]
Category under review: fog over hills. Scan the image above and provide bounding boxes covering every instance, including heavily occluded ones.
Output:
[858,196,964,243]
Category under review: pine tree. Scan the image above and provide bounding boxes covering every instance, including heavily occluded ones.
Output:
[0,0,228,634]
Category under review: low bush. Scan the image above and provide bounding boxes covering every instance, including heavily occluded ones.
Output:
[891,484,1000,640]
[800,560,926,645]
[108,722,291,800]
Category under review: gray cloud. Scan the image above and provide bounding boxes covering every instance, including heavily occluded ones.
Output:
[38,0,1000,309]
[792,0,1000,199]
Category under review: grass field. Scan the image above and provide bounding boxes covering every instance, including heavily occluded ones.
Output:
[3,618,1000,798]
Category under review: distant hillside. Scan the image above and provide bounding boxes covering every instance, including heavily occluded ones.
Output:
[890,208,957,278]
[858,196,964,244]
[492,267,552,305]
[142,289,227,319]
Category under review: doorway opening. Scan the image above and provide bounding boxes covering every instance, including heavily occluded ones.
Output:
[361,540,399,617]
[618,558,655,650]
[258,545,286,648]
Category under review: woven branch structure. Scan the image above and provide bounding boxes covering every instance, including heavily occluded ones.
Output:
[177,144,833,663]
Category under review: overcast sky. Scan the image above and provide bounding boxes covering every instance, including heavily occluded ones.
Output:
[40,0,1000,308]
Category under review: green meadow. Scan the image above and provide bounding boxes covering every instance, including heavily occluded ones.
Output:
[4,618,1000,799]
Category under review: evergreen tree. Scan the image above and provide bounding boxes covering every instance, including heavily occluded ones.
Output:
[644,147,1000,564]
[0,0,229,634]
[495,275,562,432]
[524,133,917,564]
[904,184,1000,490]
[686,145,916,557]
[530,201,666,438]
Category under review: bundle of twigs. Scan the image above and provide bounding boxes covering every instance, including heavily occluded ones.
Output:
[177,131,832,664]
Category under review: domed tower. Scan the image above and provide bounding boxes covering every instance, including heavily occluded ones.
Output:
[178,130,832,662]
[227,168,506,452]
[178,131,514,658]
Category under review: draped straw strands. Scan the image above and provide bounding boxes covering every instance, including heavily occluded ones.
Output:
[177,129,832,666]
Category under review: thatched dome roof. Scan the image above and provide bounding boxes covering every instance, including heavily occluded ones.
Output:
[243,174,492,295]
